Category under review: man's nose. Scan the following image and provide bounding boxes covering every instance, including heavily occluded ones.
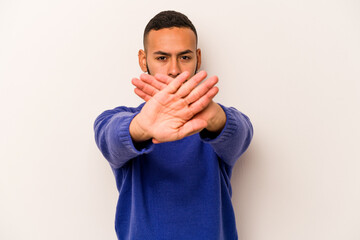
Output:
[168,59,181,78]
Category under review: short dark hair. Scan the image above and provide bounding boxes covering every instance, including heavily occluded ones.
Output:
[143,10,198,48]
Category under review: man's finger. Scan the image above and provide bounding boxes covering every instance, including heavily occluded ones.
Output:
[184,75,218,104]
[178,118,208,139]
[154,73,173,85]
[176,71,208,98]
[132,77,159,97]
[134,88,151,101]
[189,87,219,115]
[140,73,167,91]
[165,71,190,94]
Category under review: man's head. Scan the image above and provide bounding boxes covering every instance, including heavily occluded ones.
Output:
[138,10,201,78]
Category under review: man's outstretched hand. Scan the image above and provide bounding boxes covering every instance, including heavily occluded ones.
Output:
[130,71,226,144]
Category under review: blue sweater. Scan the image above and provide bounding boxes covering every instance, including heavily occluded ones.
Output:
[94,103,253,240]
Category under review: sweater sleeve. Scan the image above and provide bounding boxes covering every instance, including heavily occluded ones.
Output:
[94,105,154,169]
[200,104,253,167]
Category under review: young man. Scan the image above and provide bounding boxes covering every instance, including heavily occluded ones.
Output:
[94,10,253,240]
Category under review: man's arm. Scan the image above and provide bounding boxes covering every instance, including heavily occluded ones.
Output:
[132,72,253,166]
[94,71,220,168]
[94,105,154,169]
[200,105,253,167]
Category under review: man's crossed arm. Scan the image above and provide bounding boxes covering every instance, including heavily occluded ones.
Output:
[129,71,226,144]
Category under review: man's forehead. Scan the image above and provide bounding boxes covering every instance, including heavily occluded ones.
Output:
[145,27,197,52]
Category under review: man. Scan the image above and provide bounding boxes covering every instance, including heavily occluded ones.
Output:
[94,10,253,240]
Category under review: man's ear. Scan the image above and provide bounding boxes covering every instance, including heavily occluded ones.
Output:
[196,48,202,71]
[138,49,147,72]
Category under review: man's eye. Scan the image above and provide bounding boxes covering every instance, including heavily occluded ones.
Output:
[157,56,167,61]
[181,56,191,60]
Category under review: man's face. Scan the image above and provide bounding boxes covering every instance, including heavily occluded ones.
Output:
[139,27,201,78]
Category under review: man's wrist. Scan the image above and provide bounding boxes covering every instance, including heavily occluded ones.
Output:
[129,114,152,143]
[205,103,226,134]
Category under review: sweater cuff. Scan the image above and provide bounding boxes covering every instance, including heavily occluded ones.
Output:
[117,112,154,155]
[200,104,238,143]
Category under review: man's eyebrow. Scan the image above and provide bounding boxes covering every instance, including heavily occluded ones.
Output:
[153,51,171,56]
[153,50,194,56]
[177,50,194,55]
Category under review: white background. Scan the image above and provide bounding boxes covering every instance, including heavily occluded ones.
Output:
[1,0,359,239]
